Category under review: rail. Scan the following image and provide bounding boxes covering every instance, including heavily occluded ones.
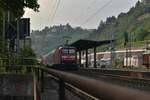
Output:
[33,66,150,100]
[71,70,150,91]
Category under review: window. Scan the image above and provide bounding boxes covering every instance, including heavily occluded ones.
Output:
[62,48,75,54]
[69,49,75,54]
[62,49,68,54]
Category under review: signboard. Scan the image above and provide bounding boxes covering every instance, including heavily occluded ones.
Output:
[5,18,30,39]
[19,18,30,39]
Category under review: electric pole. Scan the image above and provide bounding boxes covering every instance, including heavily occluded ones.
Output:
[2,12,6,55]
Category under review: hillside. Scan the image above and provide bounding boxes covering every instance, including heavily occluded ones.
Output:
[31,24,92,55]
[90,1,150,50]
[31,1,150,56]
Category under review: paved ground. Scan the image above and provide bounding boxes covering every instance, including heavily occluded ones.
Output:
[0,74,33,100]
[40,75,82,100]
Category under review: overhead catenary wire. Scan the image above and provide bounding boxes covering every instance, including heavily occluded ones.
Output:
[82,0,112,25]
[47,0,58,23]
[74,0,98,22]
[37,0,58,29]
[49,0,61,26]
[34,0,112,29]
[50,0,61,24]
[47,0,55,20]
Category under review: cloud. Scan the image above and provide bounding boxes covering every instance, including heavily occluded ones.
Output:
[24,0,139,30]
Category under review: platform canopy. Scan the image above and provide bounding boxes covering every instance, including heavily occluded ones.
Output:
[70,39,114,51]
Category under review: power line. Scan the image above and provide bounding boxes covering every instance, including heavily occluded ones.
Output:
[49,0,61,25]
[37,0,58,28]
[82,0,112,25]
[74,0,98,22]
[47,0,58,23]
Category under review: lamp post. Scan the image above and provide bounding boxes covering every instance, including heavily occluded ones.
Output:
[108,23,115,68]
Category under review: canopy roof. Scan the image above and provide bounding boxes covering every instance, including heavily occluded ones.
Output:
[70,39,114,51]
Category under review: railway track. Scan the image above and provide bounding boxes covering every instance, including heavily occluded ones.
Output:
[69,70,150,92]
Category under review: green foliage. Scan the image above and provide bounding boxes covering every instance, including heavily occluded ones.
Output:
[0,0,39,17]
[19,46,37,65]
[131,27,149,41]
[31,1,150,55]
[0,0,39,72]
[91,1,150,50]
[112,59,124,68]
[0,0,39,53]
[31,24,92,55]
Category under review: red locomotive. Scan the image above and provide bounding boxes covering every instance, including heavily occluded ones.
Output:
[42,45,78,70]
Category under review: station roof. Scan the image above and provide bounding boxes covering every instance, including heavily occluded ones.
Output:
[70,39,114,51]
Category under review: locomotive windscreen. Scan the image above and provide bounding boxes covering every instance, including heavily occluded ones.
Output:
[62,48,75,54]
[69,49,75,54]
[62,49,68,54]
[61,47,76,61]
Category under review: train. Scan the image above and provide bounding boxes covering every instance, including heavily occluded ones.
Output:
[42,45,78,70]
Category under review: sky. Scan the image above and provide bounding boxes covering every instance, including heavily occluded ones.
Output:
[24,0,139,30]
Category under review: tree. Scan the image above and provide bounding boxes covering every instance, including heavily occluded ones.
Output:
[97,21,105,32]
[0,0,39,41]
[112,59,123,68]
[0,0,39,72]
[0,0,39,17]
[106,16,116,24]
[19,46,37,65]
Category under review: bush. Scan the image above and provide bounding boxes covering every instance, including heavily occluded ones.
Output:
[112,59,124,68]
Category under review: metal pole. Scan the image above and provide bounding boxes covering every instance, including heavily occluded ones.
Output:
[7,11,10,52]
[94,47,97,68]
[40,68,150,100]
[41,70,44,93]
[2,12,6,54]
[109,37,114,68]
[17,19,20,53]
[7,11,10,23]
[75,51,77,65]
[86,49,88,68]
[59,80,65,100]
[15,19,20,72]
[79,51,81,67]
[37,68,40,81]
[109,31,114,68]
[126,44,128,68]
[129,34,132,68]
[109,23,114,68]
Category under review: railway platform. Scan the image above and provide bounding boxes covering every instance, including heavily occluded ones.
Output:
[35,67,150,100]
[1,67,150,100]
[40,75,82,100]
[0,74,37,100]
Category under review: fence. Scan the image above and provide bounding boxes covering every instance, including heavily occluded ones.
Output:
[33,66,150,100]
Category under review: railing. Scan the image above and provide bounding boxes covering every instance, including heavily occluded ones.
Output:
[33,66,150,100]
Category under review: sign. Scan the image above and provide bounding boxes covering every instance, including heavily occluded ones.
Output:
[19,18,30,39]
[5,18,30,39]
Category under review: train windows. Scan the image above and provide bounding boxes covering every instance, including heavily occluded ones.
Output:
[69,49,75,54]
[62,49,68,54]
